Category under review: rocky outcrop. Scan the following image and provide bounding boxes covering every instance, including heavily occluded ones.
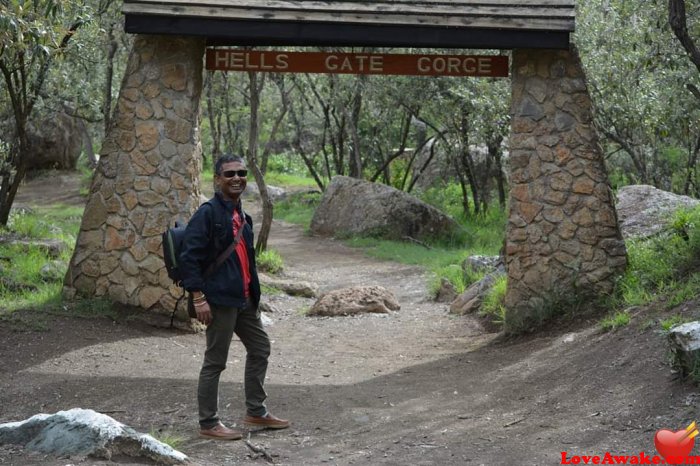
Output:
[310,176,461,242]
[616,185,700,239]
[308,285,400,317]
[0,409,187,464]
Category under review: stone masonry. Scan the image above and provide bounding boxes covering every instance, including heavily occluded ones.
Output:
[504,48,627,332]
[63,35,206,313]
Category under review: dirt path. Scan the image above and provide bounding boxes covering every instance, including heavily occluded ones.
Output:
[2,179,700,465]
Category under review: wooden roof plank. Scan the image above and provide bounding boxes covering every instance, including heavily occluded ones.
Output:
[122,4,575,31]
[123,1,574,18]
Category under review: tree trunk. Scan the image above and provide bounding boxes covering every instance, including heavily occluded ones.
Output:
[490,138,507,208]
[247,71,273,252]
[205,72,222,162]
[347,76,365,178]
[102,22,118,135]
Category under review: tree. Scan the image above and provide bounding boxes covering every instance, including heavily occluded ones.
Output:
[669,0,700,97]
[576,0,699,192]
[0,0,89,225]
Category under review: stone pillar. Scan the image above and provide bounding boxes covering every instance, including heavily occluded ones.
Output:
[504,47,627,332]
[63,35,206,312]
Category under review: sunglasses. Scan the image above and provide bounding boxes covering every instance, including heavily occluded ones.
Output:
[220,169,248,178]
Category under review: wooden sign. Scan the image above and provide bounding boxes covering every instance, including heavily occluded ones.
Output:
[206,49,509,77]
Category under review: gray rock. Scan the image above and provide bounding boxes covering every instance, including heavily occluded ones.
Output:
[39,260,67,282]
[0,408,187,464]
[258,300,280,314]
[259,273,318,298]
[463,255,503,275]
[310,176,462,242]
[308,285,400,317]
[245,182,287,201]
[616,185,700,239]
[669,322,700,380]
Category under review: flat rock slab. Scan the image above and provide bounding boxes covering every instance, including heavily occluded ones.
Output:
[0,408,187,464]
[259,272,319,298]
[308,285,400,317]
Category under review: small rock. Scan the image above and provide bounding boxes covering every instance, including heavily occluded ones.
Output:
[308,285,400,317]
[435,278,457,303]
[669,322,700,381]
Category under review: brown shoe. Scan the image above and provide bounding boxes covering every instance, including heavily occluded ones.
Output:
[199,422,243,440]
[243,412,290,430]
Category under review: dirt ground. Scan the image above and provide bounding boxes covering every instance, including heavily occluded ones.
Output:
[1,172,700,465]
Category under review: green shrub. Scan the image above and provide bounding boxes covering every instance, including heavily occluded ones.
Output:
[257,248,284,274]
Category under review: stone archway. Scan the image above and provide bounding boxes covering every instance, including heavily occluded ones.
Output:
[64,36,627,329]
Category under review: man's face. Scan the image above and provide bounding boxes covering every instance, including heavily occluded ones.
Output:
[216,160,248,201]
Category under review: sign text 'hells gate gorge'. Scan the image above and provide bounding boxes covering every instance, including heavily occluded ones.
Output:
[206,50,509,78]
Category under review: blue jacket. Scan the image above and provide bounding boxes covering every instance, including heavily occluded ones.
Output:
[179,192,261,309]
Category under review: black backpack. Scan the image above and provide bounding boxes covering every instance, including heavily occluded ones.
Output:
[162,221,188,287]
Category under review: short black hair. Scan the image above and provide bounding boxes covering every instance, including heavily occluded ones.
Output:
[214,154,246,175]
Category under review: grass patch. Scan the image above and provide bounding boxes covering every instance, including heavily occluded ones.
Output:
[660,315,688,332]
[610,206,700,311]
[600,310,631,332]
[428,264,470,297]
[266,172,319,188]
[0,206,79,317]
[417,183,507,253]
[9,205,82,241]
[274,191,321,227]
[345,236,471,269]
[480,274,507,324]
[150,429,185,450]
[261,283,284,295]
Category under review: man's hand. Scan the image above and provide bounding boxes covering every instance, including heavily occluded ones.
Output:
[195,301,212,326]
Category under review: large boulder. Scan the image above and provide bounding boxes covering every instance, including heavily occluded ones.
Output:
[25,111,84,170]
[0,408,187,464]
[616,185,700,239]
[310,176,462,242]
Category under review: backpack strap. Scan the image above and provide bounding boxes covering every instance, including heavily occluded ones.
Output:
[204,214,246,277]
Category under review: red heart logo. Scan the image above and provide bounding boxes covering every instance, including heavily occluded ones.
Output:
[654,429,695,464]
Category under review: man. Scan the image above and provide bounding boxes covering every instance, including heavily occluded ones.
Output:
[180,154,289,440]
